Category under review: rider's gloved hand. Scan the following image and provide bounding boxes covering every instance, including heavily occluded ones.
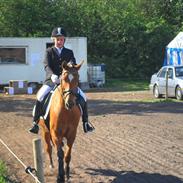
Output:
[67,61,75,67]
[51,74,60,84]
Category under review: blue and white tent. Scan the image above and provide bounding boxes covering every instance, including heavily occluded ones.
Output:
[164,32,183,66]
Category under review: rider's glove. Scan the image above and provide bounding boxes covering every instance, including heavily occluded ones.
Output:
[51,74,60,84]
[67,61,75,67]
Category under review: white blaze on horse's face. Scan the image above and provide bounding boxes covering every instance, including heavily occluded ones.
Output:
[68,74,74,82]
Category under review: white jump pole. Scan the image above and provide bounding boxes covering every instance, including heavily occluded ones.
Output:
[33,138,45,183]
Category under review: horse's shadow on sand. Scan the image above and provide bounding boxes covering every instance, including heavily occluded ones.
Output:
[85,168,183,183]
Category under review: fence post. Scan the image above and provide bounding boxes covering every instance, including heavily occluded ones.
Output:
[33,138,45,183]
[165,70,168,100]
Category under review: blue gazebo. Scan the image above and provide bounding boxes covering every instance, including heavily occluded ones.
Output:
[164,32,183,66]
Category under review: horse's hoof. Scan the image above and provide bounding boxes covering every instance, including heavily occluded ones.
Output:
[66,175,70,182]
[66,179,71,183]
[57,177,65,183]
[57,180,65,183]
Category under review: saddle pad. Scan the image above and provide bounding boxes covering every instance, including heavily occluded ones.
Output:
[43,90,55,120]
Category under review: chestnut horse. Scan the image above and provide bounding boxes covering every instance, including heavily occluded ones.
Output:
[39,61,83,183]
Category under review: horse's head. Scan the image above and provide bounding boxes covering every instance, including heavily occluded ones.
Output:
[60,60,84,110]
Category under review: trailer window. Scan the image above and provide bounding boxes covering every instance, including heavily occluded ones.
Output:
[0,47,27,64]
[46,42,54,48]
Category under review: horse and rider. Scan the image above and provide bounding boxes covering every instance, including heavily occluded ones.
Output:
[29,27,95,134]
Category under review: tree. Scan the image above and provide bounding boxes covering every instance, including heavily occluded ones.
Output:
[0,0,180,79]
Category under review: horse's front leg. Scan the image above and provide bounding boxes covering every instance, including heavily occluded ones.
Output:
[57,145,65,183]
[51,132,65,183]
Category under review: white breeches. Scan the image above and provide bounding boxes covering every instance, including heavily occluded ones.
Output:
[77,88,87,101]
[36,85,87,102]
[36,85,52,101]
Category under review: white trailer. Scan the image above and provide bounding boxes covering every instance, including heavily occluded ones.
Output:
[0,37,88,88]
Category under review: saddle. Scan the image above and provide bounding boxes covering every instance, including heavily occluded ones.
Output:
[40,86,57,130]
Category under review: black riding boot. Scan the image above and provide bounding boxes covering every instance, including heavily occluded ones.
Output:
[29,100,42,134]
[77,95,95,133]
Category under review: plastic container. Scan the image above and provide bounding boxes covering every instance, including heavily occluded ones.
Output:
[87,64,105,88]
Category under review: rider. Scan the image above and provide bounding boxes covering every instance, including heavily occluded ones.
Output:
[29,27,95,134]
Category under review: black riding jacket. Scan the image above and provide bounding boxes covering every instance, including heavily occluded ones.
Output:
[43,46,76,86]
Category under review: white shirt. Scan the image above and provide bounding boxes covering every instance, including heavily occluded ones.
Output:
[55,47,63,55]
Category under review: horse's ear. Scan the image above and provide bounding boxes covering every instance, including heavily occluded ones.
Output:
[74,60,84,70]
[62,61,69,70]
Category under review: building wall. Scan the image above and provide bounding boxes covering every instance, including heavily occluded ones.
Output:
[0,37,87,85]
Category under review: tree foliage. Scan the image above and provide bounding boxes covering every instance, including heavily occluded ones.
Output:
[0,0,182,79]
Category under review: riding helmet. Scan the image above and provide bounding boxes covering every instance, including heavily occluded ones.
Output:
[51,27,66,37]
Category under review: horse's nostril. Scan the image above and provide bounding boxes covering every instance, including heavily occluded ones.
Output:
[65,103,70,109]
[69,101,74,108]
[66,101,74,110]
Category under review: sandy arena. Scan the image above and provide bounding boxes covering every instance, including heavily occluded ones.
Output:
[0,91,183,183]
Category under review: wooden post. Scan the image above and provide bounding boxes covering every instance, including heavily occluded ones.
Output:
[33,138,45,183]
[165,70,168,100]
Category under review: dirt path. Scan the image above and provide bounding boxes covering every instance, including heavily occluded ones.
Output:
[0,91,183,183]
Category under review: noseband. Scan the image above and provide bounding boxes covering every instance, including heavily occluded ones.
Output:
[62,88,77,99]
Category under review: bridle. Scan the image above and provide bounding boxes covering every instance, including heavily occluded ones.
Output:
[62,88,77,100]
[60,70,79,101]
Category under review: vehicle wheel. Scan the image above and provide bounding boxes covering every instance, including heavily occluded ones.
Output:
[153,85,162,98]
[175,86,183,100]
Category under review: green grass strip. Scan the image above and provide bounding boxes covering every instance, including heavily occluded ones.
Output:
[0,160,7,183]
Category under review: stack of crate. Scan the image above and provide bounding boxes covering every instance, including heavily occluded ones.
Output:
[4,80,33,94]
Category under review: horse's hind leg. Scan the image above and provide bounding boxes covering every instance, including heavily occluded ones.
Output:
[65,138,75,180]
[65,145,72,180]
[44,131,54,168]
[40,121,54,168]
